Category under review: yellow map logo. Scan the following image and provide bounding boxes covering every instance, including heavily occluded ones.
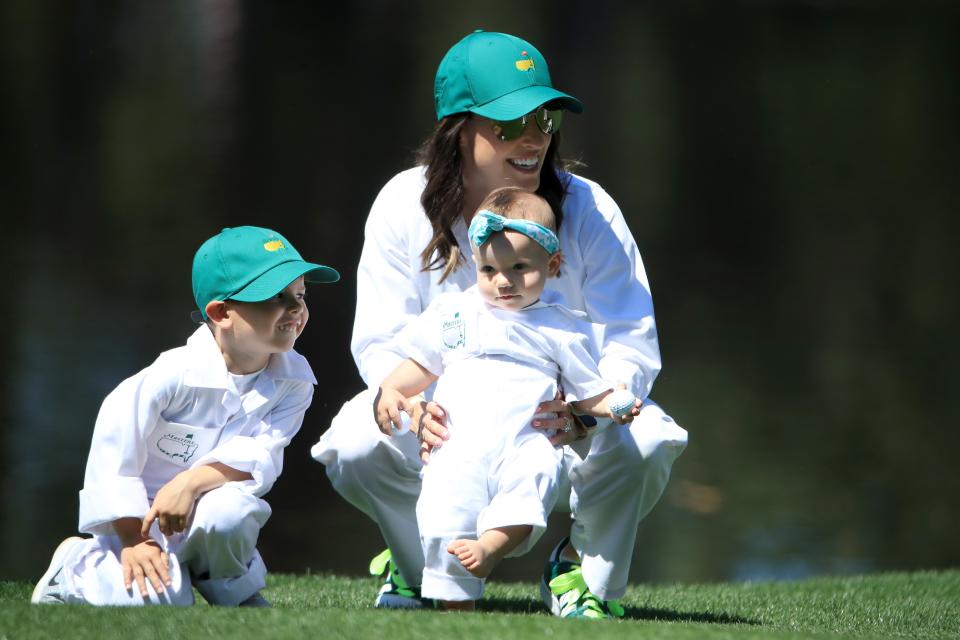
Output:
[263,239,285,252]
[515,59,535,71]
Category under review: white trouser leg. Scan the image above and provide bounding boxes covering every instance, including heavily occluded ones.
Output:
[61,531,194,606]
[416,431,488,601]
[311,389,425,586]
[176,484,271,606]
[418,433,562,601]
[563,400,687,601]
[478,435,562,558]
[60,487,268,607]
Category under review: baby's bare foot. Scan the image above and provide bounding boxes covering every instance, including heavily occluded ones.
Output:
[447,539,497,578]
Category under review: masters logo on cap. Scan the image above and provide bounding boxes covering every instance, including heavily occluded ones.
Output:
[192,226,339,320]
[434,30,583,121]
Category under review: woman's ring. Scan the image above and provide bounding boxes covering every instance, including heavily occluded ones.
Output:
[562,418,573,433]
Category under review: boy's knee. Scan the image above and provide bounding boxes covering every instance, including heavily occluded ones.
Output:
[192,486,269,539]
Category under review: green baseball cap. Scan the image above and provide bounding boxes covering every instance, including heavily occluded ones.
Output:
[192,226,339,320]
[434,30,583,121]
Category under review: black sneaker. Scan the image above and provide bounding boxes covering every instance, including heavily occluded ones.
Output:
[31,537,83,605]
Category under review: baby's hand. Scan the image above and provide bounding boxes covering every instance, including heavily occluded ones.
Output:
[120,538,171,598]
[374,387,413,436]
[606,388,642,425]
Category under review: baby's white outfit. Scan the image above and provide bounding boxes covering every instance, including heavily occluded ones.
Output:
[396,286,610,601]
[59,325,315,606]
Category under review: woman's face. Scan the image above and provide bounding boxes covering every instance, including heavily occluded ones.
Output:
[460,112,552,204]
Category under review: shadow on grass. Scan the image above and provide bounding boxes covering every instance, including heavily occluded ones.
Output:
[477,596,545,615]
[478,597,758,626]
[622,605,759,625]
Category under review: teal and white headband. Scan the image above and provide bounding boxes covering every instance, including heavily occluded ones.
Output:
[468,210,560,255]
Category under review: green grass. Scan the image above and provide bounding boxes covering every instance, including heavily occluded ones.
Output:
[1,570,958,639]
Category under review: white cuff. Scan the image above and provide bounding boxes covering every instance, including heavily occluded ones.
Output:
[78,477,150,536]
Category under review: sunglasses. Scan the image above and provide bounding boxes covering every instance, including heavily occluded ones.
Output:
[491,107,563,141]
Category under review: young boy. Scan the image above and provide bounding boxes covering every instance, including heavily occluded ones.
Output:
[374,188,640,610]
[31,225,338,607]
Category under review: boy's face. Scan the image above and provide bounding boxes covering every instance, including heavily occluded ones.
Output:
[223,276,309,357]
[474,230,561,311]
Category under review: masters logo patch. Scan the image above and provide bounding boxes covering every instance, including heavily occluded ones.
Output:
[157,432,198,464]
[515,59,535,71]
[441,312,466,349]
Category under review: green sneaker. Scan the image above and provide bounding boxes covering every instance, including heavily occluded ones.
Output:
[369,549,432,609]
[540,538,625,619]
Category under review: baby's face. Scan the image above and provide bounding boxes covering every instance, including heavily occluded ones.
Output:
[474,231,559,311]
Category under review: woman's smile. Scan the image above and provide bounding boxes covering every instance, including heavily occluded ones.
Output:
[507,156,540,172]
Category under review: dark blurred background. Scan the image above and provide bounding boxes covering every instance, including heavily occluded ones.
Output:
[2,1,958,586]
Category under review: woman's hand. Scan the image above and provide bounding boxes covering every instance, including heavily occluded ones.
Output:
[414,400,448,464]
[531,391,589,446]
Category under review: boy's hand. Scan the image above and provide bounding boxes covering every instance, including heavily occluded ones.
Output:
[142,471,200,537]
[374,387,414,436]
[114,525,171,597]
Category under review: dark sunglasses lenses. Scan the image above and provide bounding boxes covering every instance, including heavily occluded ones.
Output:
[536,108,562,135]
[494,108,563,140]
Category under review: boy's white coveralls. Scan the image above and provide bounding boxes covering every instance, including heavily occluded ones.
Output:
[61,325,315,606]
[312,167,688,601]
[397,287,612,601]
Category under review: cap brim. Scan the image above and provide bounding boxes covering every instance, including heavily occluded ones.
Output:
[470,85,583,121]
[229,261,340,303]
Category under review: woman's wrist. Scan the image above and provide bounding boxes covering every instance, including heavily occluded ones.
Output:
[571,414,597,440]
[576,415,598,428]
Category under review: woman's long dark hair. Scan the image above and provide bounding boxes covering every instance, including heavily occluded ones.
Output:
[415,114,572,282]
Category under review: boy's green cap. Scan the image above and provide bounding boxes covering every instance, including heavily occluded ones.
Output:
[192,226,339,320]
[434,30,583,121]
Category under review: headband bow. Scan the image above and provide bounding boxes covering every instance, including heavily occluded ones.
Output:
[468,210,560,255]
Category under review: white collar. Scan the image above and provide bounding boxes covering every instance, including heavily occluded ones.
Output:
[181,325,317,390]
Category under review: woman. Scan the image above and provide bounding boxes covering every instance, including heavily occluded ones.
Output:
[311,29,687,619]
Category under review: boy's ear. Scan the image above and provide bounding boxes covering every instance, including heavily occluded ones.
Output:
[204,300,230,324]
[548,251,564,277]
